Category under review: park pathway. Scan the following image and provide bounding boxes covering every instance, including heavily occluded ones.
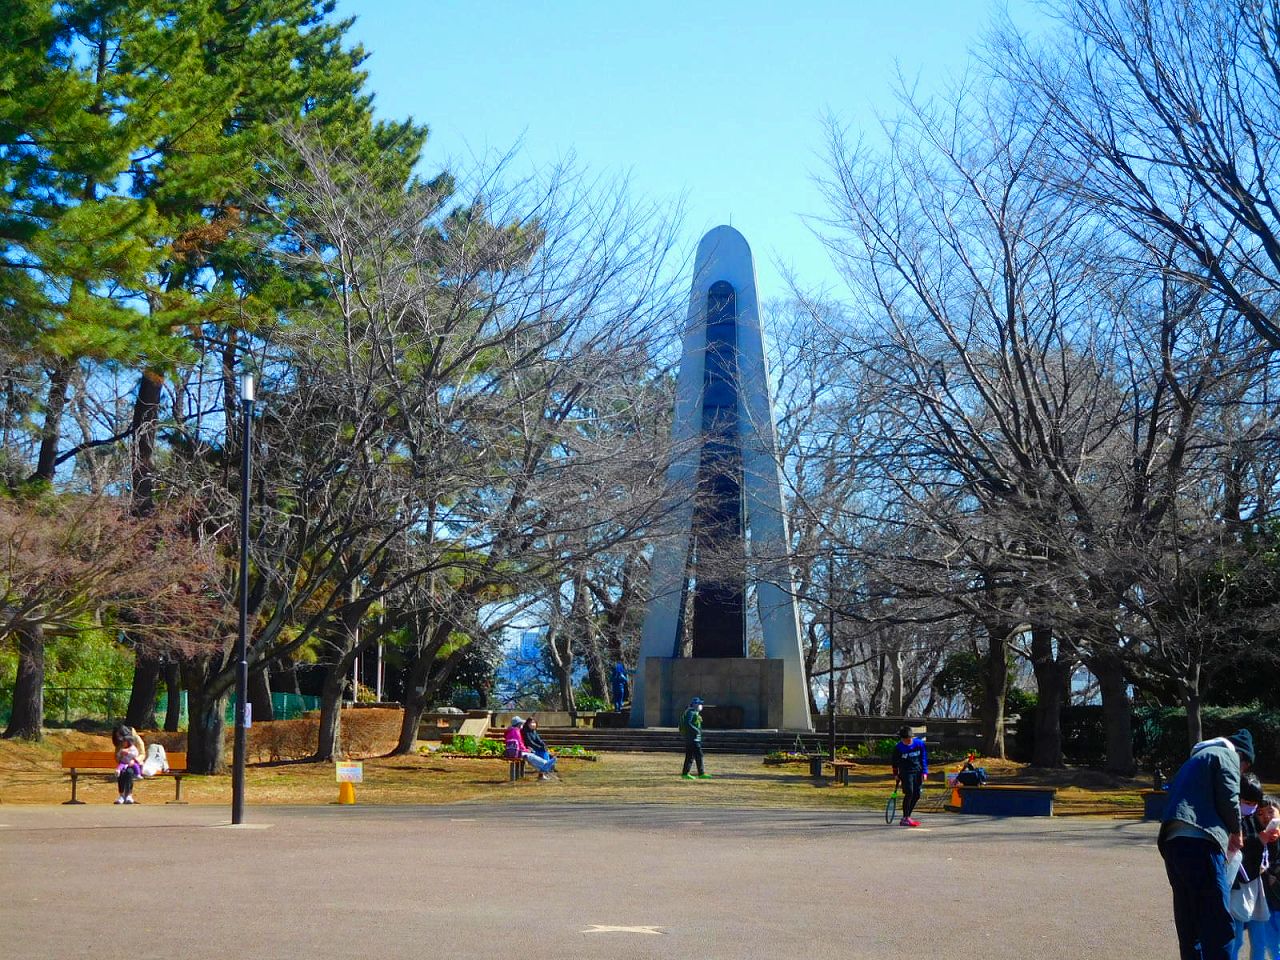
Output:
[3,803,1169,959]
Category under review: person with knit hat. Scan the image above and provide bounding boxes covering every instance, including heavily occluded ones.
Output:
[1159,728,1257,960]
[679,697,709,780]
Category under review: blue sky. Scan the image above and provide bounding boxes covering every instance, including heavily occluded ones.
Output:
[336,1,1046,303]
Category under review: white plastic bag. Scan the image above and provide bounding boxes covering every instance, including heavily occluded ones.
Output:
[1231,877,1271,923]
[140,743,169,777]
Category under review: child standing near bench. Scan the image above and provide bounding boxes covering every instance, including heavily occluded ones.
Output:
[892,725,928,828]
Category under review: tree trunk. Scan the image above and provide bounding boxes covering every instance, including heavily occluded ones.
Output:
[556,666,574,716]
[395,687,429,755]
[314,662,347,761]
[163,661,182,732]
[130,370,163,512]
[32,363,70,483]
[4,626,45,740]
[185,683,228,774]
[124,652,161,730]
[392,642,467,755]
[1092,653,1135,774]
[890,646,904,716]
[249,663,274,722]
[980,623,1010,758]
[1184,679,1204,749]
[1029,626,1069,768]
[584,635,609,703]
[273,660,302,696]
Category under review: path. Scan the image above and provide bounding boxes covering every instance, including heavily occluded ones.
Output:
[1,803,1171,959]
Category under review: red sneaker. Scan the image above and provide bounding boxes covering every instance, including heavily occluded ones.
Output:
[906,817,921,827]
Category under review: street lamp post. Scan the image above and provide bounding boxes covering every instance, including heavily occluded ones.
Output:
[828,553,837,761]
[232,373,254,825]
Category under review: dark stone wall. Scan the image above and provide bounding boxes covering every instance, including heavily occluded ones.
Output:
[691,280,747,657]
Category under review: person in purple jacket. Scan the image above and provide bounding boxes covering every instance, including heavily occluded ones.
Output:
[892,725,928,827]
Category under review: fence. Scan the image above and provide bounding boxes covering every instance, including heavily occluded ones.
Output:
[220,693,321,723]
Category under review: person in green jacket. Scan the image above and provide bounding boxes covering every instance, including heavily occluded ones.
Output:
[679,697,710,779]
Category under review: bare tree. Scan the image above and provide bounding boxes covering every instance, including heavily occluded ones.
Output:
[999,0,1280,349]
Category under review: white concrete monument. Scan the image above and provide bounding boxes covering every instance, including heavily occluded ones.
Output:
[631,226,812,731]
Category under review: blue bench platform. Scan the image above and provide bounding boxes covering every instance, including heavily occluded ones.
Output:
[958,784,1055,817]
[1142,789,1169,821]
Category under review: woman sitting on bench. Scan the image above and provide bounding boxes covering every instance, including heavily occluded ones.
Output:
[522,716,557,781]
[504,717,557,781]
[112,725,146,805]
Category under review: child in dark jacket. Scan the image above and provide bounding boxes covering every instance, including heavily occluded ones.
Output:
[891,725,928,828]
[1256,794,1280,959]
[1231,777,1280,960]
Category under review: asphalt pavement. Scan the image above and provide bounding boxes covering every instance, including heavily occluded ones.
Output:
[2,802,1171,959]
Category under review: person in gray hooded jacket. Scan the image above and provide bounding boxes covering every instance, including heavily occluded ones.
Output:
[1159,729,1255,960]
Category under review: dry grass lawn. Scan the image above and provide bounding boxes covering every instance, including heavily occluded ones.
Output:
[0,711,1183,815]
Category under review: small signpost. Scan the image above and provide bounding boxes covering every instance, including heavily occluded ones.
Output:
[335,761,362,804]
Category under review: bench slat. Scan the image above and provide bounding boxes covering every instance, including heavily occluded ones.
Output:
[61,750,187,771]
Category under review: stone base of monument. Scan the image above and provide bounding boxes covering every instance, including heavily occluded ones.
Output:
[644,657,785,729]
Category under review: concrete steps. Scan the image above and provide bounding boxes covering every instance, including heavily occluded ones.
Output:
[485,727,893,755]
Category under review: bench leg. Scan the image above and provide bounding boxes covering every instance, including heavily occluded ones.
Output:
[64,770,85,805]
[167,774,187,805]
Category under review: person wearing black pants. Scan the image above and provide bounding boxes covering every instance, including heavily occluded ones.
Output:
[112,724,145,805]
[680,697,708,779]
[891,725,928,827]
[1159,729,1254,960]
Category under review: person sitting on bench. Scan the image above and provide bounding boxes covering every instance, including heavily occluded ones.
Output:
[521,716,557,781]
[111,725,146,805]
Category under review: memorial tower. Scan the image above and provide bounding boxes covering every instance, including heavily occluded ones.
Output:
[631,226,812,731]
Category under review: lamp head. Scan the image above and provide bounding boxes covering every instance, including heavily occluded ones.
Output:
[241,373,255,402]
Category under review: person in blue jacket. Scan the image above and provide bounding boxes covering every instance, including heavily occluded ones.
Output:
[1159,729,1254,960]
[891,725,928,827]
[611,661,629,711]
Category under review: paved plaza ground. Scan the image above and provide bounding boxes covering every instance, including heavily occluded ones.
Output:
[4,801,1172,959]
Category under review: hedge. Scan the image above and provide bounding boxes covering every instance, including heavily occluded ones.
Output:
[1011,704,1280,778]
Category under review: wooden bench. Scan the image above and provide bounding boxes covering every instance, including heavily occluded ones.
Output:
[60,751,188,804]
[506,756,526,781]
[956,784,1055,817]
[830,760,856,785]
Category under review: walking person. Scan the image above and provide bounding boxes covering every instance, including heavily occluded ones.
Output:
[1160,729,1256,960]
[891,725,928,827]
[111,725,146,805]
[679,697,709,780]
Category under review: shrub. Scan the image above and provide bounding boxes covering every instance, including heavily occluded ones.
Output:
[440,735,504,757]
[341,708,402,755]
[763,750,810,764]
[574,694,608,712]
[551,744,597,760]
